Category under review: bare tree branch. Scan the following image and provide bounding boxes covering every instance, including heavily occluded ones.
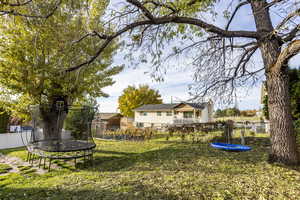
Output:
[283,24,300,42]
[274,39,300,70]
[267,0,285,8]
[276,8,300,30]
[66,10,258,72]
[225,1,249,31]
[127,0,154,20]
[235,45,259,77]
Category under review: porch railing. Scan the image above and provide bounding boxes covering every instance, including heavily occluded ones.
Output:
[172,118,201,124]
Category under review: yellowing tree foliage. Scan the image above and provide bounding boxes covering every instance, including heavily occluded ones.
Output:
[0,0,122,120]
[118,85,162,117]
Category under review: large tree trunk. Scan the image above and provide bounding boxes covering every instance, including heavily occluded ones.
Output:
[39,97,68,141]
[40,107,66,140]
[267,68,299,164]
[251,1,300,165]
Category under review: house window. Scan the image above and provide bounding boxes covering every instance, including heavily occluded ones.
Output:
[166,111,172,116]
[136,122,144,127]
[140,112,147,116]
[183,112,194,118]
[157,111,162,116]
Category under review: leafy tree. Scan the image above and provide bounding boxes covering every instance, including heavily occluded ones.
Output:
[64,98,97,139]
[225,108,240,117]
[118,85,162,117]
[215,108,241,117]
[0,107,10,133]
[263,95,269,120]
[1,1,300,164]
[0,1,122,137]
[214,109,225,118]
[0,0,60,18]
[289,69,300,120]
[88,0,299,165]
[240,110,257,117]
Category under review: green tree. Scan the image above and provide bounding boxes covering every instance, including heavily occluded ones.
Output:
[214,109,225,118]
[2,0,300,164]
[64,97,97,139]
[226,108,240,117]
[118,85,162,117]
[0,107,10,133]
[0,1,122,137]
[289,69,300,120]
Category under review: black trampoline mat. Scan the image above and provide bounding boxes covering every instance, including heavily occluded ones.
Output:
[32,139,96,152]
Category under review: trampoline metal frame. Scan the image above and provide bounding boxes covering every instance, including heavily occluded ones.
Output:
[23,104,97,171]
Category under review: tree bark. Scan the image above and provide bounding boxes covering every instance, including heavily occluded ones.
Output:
[40,107,66,140]
[267,68,299,164]
[39,97,68,141]
[251,0,300,165]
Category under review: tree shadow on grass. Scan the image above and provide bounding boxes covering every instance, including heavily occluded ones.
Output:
[93,150,136,156]
[0,184,183,200]
[88,137,276,175]
[0,147,26,156]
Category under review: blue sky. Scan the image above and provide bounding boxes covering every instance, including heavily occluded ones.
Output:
[97,1,300,112]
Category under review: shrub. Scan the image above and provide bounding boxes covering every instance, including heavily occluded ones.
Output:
[0,108,10,133]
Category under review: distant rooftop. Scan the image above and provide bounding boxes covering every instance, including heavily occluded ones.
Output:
[134,104,178,111]
[134,102,208,111]
[97,113,122,120]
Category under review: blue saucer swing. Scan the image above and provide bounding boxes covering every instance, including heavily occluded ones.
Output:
[210,142,251,152]
[211,121,252,152]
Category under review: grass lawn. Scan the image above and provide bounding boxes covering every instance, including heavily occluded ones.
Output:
[0,132,299,200]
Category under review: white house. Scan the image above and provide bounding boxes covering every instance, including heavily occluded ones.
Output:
[133,101,213,128]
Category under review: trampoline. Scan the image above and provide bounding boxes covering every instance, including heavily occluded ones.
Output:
[24,102,97,171]
[210,142,251,152]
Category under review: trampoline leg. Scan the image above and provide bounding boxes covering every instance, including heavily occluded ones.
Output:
[74,158,77,168]
[26,152,30,162]
[48,159,52,172]
[83,152,86,165]
[90,153,94,166]
[27,152,31,163]
[30,154,34,165]
[38,157,42,168]
[43,158,46,169]
[33,154,36,164]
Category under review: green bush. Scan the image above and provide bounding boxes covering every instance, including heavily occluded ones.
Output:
[0,108,10,133]
[294,119,300,132]
[294,120,300,153]
[64,106,95,139]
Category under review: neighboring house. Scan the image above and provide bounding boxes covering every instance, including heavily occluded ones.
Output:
[92,113,123,131]
[120,117,134,130]
[133,101,214,128]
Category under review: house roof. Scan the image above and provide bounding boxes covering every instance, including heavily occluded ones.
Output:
[98,113,122,120]
[134,102,208,111]
[134,104,178,111]
[179,102,207,110]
